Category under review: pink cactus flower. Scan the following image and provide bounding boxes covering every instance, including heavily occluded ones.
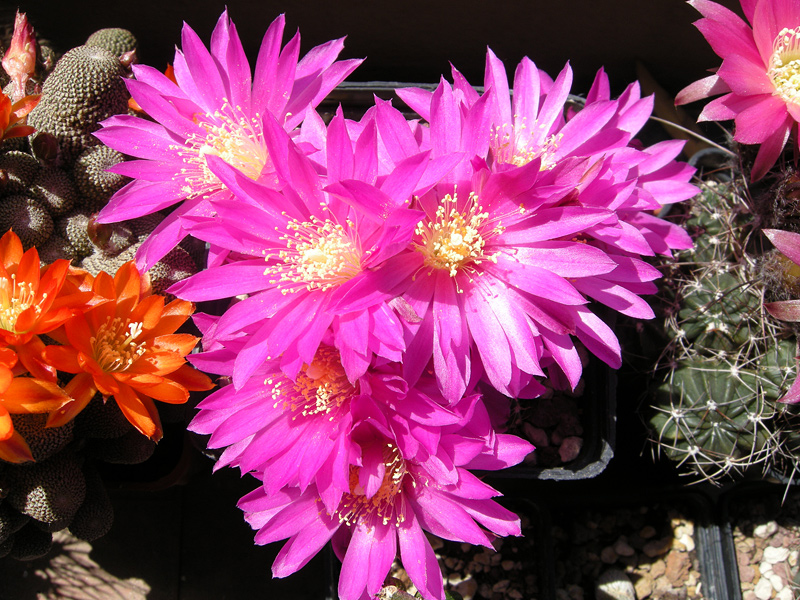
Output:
[676,0,800,180]
[93,10,362,270]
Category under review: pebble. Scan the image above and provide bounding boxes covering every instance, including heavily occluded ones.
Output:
[739,564,756,584]
[643,538,672,558]
[677,533,695,552]
[634,573,653,598]
[665,550,689,585]
[613,539,635,557]
[639,525,657,539]
[595,569,635,600]
[501,560,515,571]
[600,546,618,564]
[769,574,784,592]
[650,560,666,579]
[522,423,549,448]
[776,587,794,600]
[454,577,477,600]
[492,579,510,593]
[754,576,774,600]
[559,436,583,463]
[507,590,523,600]
[754,522,778,538]
[763,546,789,564]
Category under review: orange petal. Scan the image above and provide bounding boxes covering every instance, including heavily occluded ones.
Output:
[16,245,41,289]
[10,94,40,120]
[0,430,34,463]
[45,373,97,428]
[3,124,35,139]
[152,333,200,356]
[41,344,82,374]
[131,378,188,404]
[131,294,165,332]
[1,376,69,413]
[115,384,162,441]
[114,262,143,305]
[0,405,12,440]
[169,364,214,392]
[132,349,186,375]
[0,230,23,270]
[15,336,58,382]
[64,312,95,355]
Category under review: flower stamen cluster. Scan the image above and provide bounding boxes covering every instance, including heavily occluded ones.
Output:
[337,444,408,528]
[769,27,800,104]
[0,275,44,333]
[267,215,362,293]
[91,317,146,372]
[415,191,501,276]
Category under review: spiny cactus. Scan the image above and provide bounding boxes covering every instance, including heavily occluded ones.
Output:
[85,28,137,59]
[0,150,38,194]
[73,145,127,210]
[0,194,53,249]
[28,165,77,217]
[27,45,129,165]
[650,178,799,482]
[9,414,74,463]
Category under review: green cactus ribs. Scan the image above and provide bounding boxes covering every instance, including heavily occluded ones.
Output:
[649,177,800,484]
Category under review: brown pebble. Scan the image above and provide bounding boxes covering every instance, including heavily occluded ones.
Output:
[634,573,654,599]
[643,538,672,558]
[559,436,583,463]
[665,550,689,586]
[640,525,657,539]
[522,423,549,448]
[501,560,515,571]
[650,560,666,579]
[600,546,618,564]
[614,539,635,557]
[739,564,756,584]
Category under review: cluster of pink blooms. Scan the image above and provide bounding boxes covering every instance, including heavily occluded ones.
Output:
[94,10,698,600]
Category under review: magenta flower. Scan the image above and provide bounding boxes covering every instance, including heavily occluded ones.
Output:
[170,107,458,388]
[333,62,695,402]
[676,0,800,180]
[188,342,501,513]
[237,421,530,600]
[93,10,362,270]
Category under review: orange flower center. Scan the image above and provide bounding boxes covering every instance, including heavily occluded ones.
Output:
[336,444,408,528]
[175,100,271,197]
[265,214,363,294]
[769,27,800,104]
[267,345,357,418]
[414,190,503,277]
[91,316,146,372]
[0,273,43,333]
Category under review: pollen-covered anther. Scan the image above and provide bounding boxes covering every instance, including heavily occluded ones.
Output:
[415,191,502,276]
[268,346,356,419]
[265,216,362,293]
[336,444,409,528]
[173,102,270,196]
[0,274,45,332]
[90,317,146,372]
[769,26,800,104]
[491,120,562,169]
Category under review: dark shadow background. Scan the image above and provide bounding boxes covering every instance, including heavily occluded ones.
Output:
[9,0,741,98]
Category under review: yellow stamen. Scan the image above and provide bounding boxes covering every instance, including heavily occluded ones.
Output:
[91,317,146,372]
[0,273,44,333]
[414,190,503,277]
[266,346,356,420]
[491,120,562,170]
[770,27,800,104]
[173,100,271,197]
[336,444,409,528]
[265,214,362,294]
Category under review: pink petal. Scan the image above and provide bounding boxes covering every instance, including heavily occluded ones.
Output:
[398,516,444,600]
[675,75,731,105]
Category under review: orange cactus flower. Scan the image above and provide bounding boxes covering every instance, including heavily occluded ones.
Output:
[0,91,39,140]
[43,261,213,441]
[0,230,94,381]
[0,347,70,463]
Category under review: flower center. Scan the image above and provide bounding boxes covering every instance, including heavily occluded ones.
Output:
[267,345,357,418]
[415,191,502,276]
[491,122,562,170]
[0,274,44,333]
[336,444,408,528]
[91,317,146,372]
[769,27,800,104]
[175,101,271,197]
[265,215,362,293]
